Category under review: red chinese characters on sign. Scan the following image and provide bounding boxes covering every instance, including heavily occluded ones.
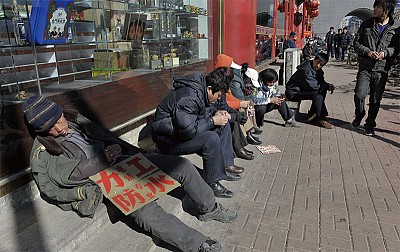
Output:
[110,172,178,214]
[90,153,180,215]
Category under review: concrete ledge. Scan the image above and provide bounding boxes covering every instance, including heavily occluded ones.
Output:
[0,192,109,251]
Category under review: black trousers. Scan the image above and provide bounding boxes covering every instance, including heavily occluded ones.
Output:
[157,124,233,183]
[354,70,387,128]
[230,121,248,151]
[286,88,328,119]
[128,154,216,251]
[254,101,294,127]
[327,44,335,58]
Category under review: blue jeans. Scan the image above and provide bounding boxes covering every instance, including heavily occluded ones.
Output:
[156,125,232,183]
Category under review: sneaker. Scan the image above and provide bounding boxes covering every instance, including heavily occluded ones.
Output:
[351,111,365,128]
[314,119,333,129]
[198,238,222,252]
[285,119,302,127]
[198,202,238,223]
[182,194,200,216]
[364,126,375,136]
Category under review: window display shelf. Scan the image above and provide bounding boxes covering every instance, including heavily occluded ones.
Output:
[0,1,111,100]
[0,0,212,101]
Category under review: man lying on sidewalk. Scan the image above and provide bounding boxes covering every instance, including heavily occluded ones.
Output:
[22,95,238,252]
[285,52,335,129]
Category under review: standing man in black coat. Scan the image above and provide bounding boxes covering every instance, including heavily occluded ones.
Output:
[325,26,336,58]
[333,28,342,60]
[151,67,244,198]
[352,0,400,135]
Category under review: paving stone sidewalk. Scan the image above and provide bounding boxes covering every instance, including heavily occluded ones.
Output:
[165,61,399,252]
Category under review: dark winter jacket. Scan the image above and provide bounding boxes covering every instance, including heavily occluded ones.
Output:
[302,43,319,60]
[151,73,215,144]
[285,60,329,98]
[354,17,400,73]
[337,33,348,47]
[230,68,246,101]
[30,110,141,218]
[325,31,335,45]
[283,38,296,51]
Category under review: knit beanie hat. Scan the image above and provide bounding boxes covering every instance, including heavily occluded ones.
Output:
[214,54,242,69]
[22,95,63,133]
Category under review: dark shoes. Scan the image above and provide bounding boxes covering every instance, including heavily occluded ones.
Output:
[352,111,365,128]
[364,125,375,136]
[247,133,262,145]
[314,119,333,129]
[198,238,222,252]
[244,148,253,155]
[225,164,244,174]
[208,182,234,198]
[234,148,254,160]
[198,202,238,223]
[224,171,241,181]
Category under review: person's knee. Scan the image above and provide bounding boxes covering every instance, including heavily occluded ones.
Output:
[203,131,221,151]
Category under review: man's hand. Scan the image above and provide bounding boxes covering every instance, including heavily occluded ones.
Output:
[212,114,229,126]
[328,83,335,94]
[368,51,379,60]
[104,144,122,162]
[240,100,251,109]
[270,96,283,106]
[376,51,385,60]
[216,110,231,120]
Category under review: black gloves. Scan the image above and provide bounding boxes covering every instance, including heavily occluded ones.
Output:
[236,111,248,124]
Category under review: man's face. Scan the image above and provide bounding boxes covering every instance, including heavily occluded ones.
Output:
[373,4,387,19]
[265,80,276,87]
[48,114,69,137]
[312,59,325,71]
[207,87,222,104]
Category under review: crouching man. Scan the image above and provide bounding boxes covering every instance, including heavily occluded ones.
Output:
[22,95,238,252]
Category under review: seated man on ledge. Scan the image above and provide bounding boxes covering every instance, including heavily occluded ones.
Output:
[151,67,244,199]
[285,52,335,129]
[23,95,238,252]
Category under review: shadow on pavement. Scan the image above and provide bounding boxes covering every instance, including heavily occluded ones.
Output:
[329,117,400,149]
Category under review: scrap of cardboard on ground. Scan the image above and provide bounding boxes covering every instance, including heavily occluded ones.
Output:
[90,153,180,215]
[256,145,282,155]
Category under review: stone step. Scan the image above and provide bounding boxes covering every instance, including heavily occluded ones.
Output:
[0,182,110,252]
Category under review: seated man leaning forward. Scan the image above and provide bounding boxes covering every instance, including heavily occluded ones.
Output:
[23,95,238,252]
[151,67,243,199]
[285,52,335,129]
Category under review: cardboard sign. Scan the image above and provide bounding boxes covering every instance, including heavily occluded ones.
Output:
[256,145,282,155]
[90,153,180,215]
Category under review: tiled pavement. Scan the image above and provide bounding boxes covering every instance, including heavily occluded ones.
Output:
[177,61,400,252]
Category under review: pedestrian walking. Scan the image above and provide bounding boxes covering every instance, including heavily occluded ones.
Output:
[325,26,336,58]
[352,0,400,136]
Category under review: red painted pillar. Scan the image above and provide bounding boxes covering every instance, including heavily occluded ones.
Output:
[272,0,278,58]
[221,0,257,67]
